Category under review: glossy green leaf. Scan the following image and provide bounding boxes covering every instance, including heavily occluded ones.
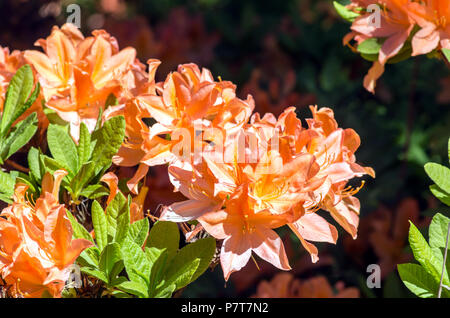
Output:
[121,238,151,286]
[92,200,108,251]
[79,184,109,199]
[147,221,180,261]
[398,263,439,298]
[164,257,200,290]
[91,116,125,174]
[99,242,122,283]
[81,267,108,284]
[1,112,37,161]
[28,147,43,182]
[430,185,450,207]
[127,218,149,247]
[429,213,450,249]
[409,221,449,286]
[0,64,38,137]
[333,1,359,23]
[165,237,216,286]
[357,38,382,55]
[77,122,92,166]
[116,280,148,298]
[0,170,16,203]
[47,124,79,175]
[105,191,128,242]
[425,162,450,194]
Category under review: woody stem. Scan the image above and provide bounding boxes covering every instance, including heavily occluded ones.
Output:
[5,159,29,173]
[437,222,450,298]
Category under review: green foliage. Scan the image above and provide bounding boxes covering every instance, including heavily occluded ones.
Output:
[19,116,125,202]
[68,198,216,298]
[398,213,450,298]
[357,39,382,56]
[442,49,450,63]
[399,142,450,298]
[333,1,359,23]
[0,170,18,204]
[0,64,39,203]
[424,138,450,207]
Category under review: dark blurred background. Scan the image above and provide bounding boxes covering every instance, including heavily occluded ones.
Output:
[1,0,449,297]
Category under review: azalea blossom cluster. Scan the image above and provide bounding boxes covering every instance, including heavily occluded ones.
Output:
[342,0,450,92]
[0,23,374,287]
[0,171,92,297]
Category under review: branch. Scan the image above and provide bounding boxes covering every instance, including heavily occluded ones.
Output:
[437,222,450,298]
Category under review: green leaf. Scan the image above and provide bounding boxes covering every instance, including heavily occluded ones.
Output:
[66,210,99,267]
[92,200,108,251]
[81,267,108,284]
[429,213,450,249]
[105,93,118,108]
[43,107,68,126]
[409,221,449,286]
[145,246,167,265]
[154,283,176,298]
[121,238,151,286]
[0,170,17,203]
[91,116,125,174]
[398,263,439,298]
[116,206,130,245]
[110,290,132,298]
[1,112,38,161]
[425,162,450,193]
[165,237,216,286]
[77,122,92,166]
[443,48,450,63]
[28,147,43,182]
[116,280,148,298]
[41,154,66,176]
[147,221,180,262]
[164,257,200,291]
[0,64,38,137]
[360,52,379,62]
[357,38,382,55]
[333,1,360,23]
[79,184,109,199]
[148,248,169,295]
[69,162,96,199]
[430,185,450,206]
[99,242,122,283]
[105,191,129,242]
[47,124,79,175]
[0,193,13,204]
[127,218,149,247]
[66,210,94,243]
[387,42,412,64]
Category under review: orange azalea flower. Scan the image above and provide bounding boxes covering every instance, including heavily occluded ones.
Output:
[244,106,374,263]
[344,1,450,92]
[103,59,167,193]
[288,106,374,262]
[122,63,255,193]
[161,145,309,279]
[197,186,291,280]
[24,23,136,141]
[161,104,373,277]
[0,170,92,297]
[409,0,450,55]
[346,0,415,93]
[253,273,359,298]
